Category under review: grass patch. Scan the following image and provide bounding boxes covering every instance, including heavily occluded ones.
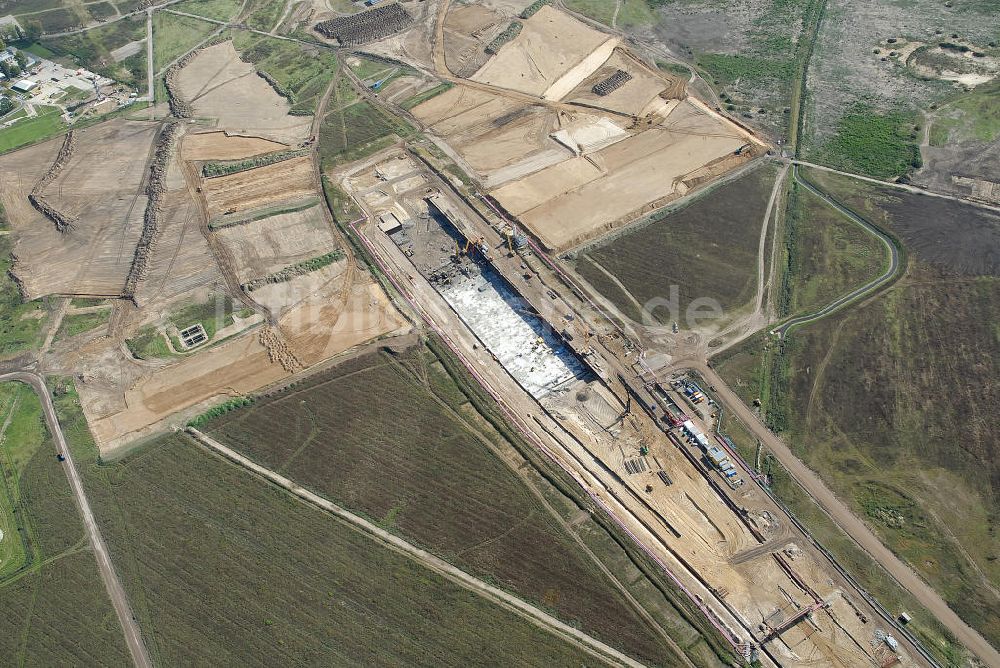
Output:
[202,148,307,177]
[231,31,337,114]
[208,198,320,229]
[0,381,131,665]
[241,250,344,291]
[564,0,615,25]
[813,103,921,180]
[779,180,888,316]
[400,82,453,110]
[55,310,111,341]
[575,164,777,326]
[152,11,217,72]
[243,0,286,31]
[0,236,47,356]
[0,106,67,155]
[125,295,234,359]
[172,0,242,21]
[930,81,1000,145]
[319,95,414,165]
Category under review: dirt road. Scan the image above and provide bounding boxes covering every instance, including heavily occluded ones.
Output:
[0,372,152,668]
[186,427,641,668]
[792,160,1000,214]
[687,362,1000,668]
[771,166,901,336]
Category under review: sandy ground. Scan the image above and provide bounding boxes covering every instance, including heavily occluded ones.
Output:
[495,100,747,250]
[181,131,290,161]
[0,119,159,299]
[566,49,674,117]
[214,205,336,283]
[201,156,315,217]
[85,273,407,451]
[177,42,311,144]
[471,6,617,101]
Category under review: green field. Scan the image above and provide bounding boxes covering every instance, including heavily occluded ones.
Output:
[152,11,217,72]
[0,106,67,155]
[199,342,727,666]
[929,81,1000,146]
[0,236,47,357]
[231,31,338,114]
[0,381,131,665]
[172,0,242,21]
[55,310,111,341]
[714,172,1000,649]
[574,164,777,327]
[243,0,285,31]
[61,417,617,666]
[319,74,415,165]
[812,104,922,180]
[778,179,888,316]
[125,294,234,358]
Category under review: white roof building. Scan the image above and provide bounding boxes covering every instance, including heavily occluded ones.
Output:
[11,79,38,93]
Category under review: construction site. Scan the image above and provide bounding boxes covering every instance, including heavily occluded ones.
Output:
[407,3,763,251]
[0,0,986,666]
[338,143,919,668]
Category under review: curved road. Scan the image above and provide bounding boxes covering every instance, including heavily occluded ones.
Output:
[0,372,152,668]
[772,165,901,336]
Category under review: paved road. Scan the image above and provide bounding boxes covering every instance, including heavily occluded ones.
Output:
[686,362,1000,668]
[771,165,901,336]
[187,428,641,668]
[0,372,152,668]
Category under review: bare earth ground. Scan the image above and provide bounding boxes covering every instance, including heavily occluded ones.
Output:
[176,42,311,144]
[214,205,336,283]
[181,131,290,160]
[0,120,159,299]
[201,156,315,217]
[470,5,618,101]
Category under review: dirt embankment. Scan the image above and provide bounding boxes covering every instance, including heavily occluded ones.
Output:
[123,122,182,301]
[28,131,78,233]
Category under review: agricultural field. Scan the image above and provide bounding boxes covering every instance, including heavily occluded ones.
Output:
[714,170,1000,648]
[564,0,656,29]
[778,177,888,316]
[152,11,217,72]
[201,342,729,666]
[0,382,130,665]
[172,0,243,22]
[573,164,778,327]
[801,0,1000,176]
[71,426,620,667]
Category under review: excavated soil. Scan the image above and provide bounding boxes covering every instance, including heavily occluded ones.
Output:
[201,156,315,217]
